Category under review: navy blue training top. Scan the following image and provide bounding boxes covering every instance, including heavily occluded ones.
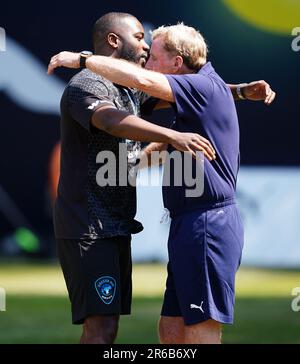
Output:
[163,62,240,217]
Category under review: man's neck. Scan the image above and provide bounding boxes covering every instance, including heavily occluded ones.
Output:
[94,47,116,58]
[177,64,199,75]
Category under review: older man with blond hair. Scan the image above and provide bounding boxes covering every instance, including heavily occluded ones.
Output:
[48,21,275,344]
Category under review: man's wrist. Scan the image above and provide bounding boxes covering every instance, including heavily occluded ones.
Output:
[236,83,248,100]
[167,129,177,145]
[79,51,93,68]
[85,55,92,69]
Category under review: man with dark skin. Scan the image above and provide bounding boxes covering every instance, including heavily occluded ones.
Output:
[51,12,216,345]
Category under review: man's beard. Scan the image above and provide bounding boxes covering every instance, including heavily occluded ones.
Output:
[119,44,147,67]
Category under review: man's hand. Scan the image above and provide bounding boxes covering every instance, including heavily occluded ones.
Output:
[47,52,80,74]
[243,80,276,105]
[170,132,216,161]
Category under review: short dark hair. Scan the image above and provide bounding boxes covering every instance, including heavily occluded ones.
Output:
[93,12,136,49]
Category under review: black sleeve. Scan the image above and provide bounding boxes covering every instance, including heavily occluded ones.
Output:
[67,77,116,132]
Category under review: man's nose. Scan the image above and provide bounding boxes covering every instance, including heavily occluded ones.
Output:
[142,40,150,51]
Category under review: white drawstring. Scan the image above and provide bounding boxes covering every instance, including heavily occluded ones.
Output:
[160,208,170,224]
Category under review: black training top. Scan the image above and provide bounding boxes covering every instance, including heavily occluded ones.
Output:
[54,69,147,240]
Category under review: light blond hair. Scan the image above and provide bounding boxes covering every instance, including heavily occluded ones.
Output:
[151,23,208,71]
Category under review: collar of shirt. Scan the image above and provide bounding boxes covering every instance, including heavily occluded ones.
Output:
[198,61,215,76]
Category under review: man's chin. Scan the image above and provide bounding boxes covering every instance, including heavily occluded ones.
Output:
[138,58,147,68]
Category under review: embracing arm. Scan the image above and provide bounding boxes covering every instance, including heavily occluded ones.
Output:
[92,106,174,142]
[48,52,174,102]
[48,51,276,105]
[91,106,216,160]
[228,81,276,105]
[87,56,175,102]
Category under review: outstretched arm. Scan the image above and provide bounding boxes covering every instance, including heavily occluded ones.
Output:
[48,51,276,105]
[229,81,276,105]
[48,52,175,102]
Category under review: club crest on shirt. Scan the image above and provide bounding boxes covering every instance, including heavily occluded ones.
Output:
[95,276,116,305]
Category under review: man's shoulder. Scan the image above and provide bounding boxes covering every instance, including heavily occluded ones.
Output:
[167,72,214,99]
[185,70,228,97]
[68,69,108,86]
[64,69,119,100]
[167,71,213,86]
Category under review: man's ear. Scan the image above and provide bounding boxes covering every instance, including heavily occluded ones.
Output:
[107,33,119,49]
[174,55,184,70]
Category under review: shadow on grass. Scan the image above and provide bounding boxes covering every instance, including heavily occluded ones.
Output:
[0,295,299,344]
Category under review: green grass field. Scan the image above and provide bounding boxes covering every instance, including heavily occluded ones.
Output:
[0,262,300,344]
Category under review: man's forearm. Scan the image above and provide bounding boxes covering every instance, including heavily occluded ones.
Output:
[86,57,246,102]
[92,107,216,161]
[228,84,247,101]
[48,52,276,104]
[86,55,141,88]
[92,107,177,144]
[86,56,174,102]
[90,106,216,160]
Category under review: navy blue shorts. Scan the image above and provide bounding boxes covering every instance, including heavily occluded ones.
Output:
[161,202,244,325]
